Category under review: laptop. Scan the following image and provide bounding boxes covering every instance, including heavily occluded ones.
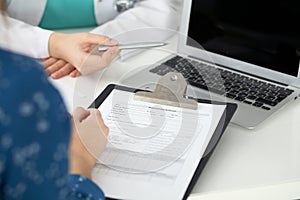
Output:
[120,0,300,129]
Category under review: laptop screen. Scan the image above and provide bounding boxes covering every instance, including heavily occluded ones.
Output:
[187,0,300,77]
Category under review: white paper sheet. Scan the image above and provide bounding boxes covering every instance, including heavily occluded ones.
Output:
[92,89,226,200]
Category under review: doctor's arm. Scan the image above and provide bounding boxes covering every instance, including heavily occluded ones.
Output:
[91,0,182,36]
[0,15,119,76]
[44,0,182,79]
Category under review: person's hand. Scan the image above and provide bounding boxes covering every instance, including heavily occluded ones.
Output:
[48,32,120,75]
[69,107,109,179]
[43,57,80,79]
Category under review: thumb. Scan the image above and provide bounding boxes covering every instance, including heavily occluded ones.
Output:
[84,33,117,45]
[72,107,90,122]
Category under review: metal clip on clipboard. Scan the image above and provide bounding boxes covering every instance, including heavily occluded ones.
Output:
[134,72,198,110]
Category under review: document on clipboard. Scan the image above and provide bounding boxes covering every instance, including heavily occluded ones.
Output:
[89,73,237,200]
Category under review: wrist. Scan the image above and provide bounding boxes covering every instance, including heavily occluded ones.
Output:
[69,154,95,180]
[48,32,65,59]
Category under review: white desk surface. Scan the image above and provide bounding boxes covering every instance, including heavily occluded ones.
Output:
[51,35,300,200]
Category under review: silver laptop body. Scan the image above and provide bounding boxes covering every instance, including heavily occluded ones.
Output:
[121,0,300,129]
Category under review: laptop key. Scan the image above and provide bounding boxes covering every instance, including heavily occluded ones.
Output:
[259,88,269,93]
[231,85,240,90]
[229,90,239,95]
[260,84,269,89]
[226,93,236,99]
[253,102,263,107]
[243,100,252,104]
[278,89,294,95]
[250,86,259,91]
[189,80,208,90]
[247,95,257,100]
[235,96,245,101]
[257,93,266,98]
[237,92,248,98]
[248,90,257,96]
[149,66,161,73]
[267,91,278,97]
[256,98,277,107]
[261,106,271,110]
[274,97,285,103]
[207,87,226,95]
[268,86,280,92]
[277,94,288,99]
[265,96,276,101]
[240,88,249,93]
[164,56,182,66]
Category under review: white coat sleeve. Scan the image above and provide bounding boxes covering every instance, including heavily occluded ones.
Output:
[0,15,52,58]
[6,0,47,26]
[90,0,182,59]
[91,0,182,34]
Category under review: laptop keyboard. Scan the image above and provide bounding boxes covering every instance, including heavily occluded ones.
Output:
[149,56,294,111]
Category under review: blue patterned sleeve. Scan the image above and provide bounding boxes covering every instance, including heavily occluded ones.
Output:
[0,49,105,200]
[68,174,105,200]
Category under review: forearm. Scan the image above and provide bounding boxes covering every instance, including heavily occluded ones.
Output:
[91,0,182,36]
[90,0,182,59]
[6,0,47,26]
[69,155,94,180]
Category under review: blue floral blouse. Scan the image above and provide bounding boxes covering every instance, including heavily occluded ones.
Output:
[0,48,105,200]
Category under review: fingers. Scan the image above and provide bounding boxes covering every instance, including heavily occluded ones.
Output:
[77,46,120,75]
[70,69,81,78]
[71,107,109,163]
[82,33,111,45]
[79,32,118,46]
[82,33,118,53]
[51,63,76,79]
[72,108,108,137]
[100,46,120,67]
[89,109,109,136]
[72,107,90,123]
[43,57,58,68]
[44,59,67,76]
[102,38,118,46]
[43,57,77,79]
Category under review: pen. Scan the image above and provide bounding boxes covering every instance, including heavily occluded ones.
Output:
[98,42,168,51]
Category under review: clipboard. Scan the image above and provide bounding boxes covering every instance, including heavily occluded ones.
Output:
[89,72,237,200]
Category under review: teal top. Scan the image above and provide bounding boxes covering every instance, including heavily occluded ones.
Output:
[39,0,97,29]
